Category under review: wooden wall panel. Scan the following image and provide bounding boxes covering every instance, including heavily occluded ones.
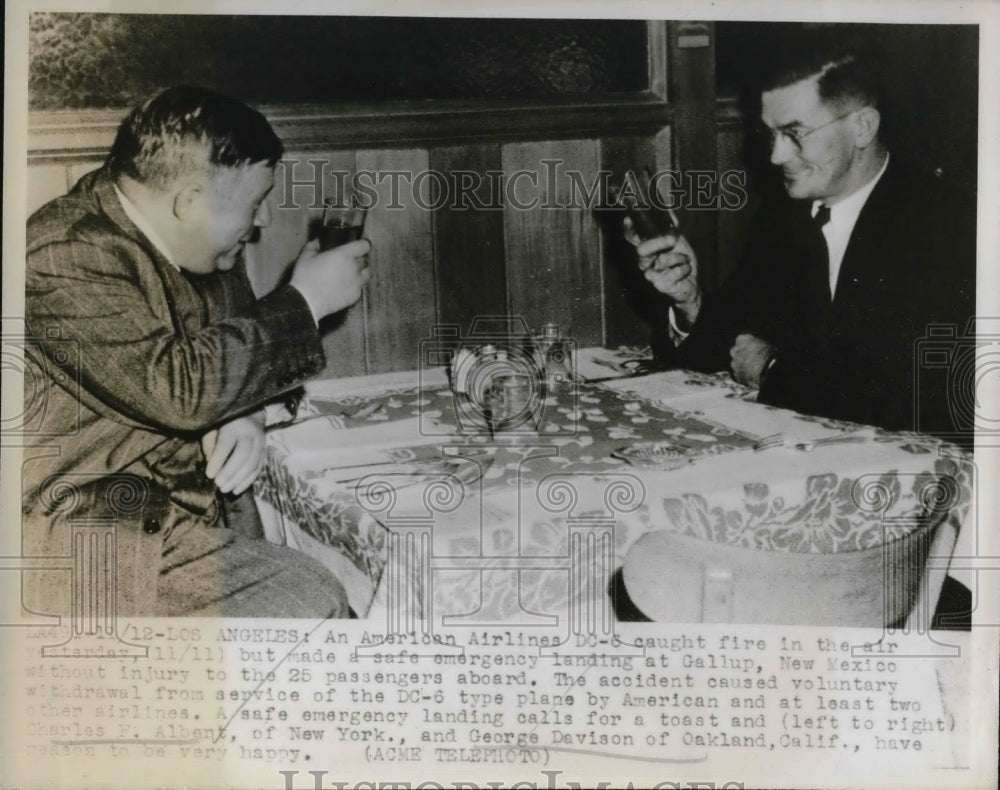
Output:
[313,153,370,379]
[26,164,71,216]
[27,161,105,217]
[27,120,738,376]
[248,162,308,296]
[715,127,759,286]
[23,18,699,374]
[501,139,604,347]
[250,151,368,379]
[668,21,719,291]
[598,132,672,348]
[357,149,437,374]
[252,153,352,294]
[67,161,102,189]
[429,144,507,334]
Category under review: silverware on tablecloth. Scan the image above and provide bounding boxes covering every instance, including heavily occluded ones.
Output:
[326,447,490,478]
[590,357,647,376]
[753,432,868,452]
[612,442,694,470]
[264,399,384,433]
[335,456,490,489]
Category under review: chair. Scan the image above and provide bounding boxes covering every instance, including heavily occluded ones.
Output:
[621,517,960,631]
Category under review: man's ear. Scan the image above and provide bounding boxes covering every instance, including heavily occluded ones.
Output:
[172,179,205,221]
[853,107,881,148]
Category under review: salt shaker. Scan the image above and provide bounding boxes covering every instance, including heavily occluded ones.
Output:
[536,323,572,392]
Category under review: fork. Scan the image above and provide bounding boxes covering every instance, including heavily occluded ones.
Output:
[263,398,384,433]
[590,357,631,375]
[753,432,867,452]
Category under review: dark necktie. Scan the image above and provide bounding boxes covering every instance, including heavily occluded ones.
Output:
[810,204,832,303]
[813,204,831,228]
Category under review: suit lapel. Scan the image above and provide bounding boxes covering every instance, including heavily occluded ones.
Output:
[833,160,898,304]
[790,200,833,311]
[92,169,209,332]
[92,169,175,270]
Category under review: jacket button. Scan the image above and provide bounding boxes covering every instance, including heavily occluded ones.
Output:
[143,517,162,535]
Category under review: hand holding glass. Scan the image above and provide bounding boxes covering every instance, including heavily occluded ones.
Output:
[612,170,699,310]
[611,168,681,246]
[319,202,367,251]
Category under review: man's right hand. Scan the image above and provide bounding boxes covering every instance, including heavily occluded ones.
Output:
[632,228,702,329]
[289,238,371,319]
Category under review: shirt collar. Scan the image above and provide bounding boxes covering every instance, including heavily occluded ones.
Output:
[812,152,890,225]
[113,183,180,270]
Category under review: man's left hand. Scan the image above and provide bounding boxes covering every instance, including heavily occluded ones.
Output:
[201,412,265,495]
[730,333,775,389]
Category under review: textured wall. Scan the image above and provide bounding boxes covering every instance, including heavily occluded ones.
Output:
[29,14,648,110]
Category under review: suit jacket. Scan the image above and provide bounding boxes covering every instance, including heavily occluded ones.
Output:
[22,166,327,615]
[654,159,976,445]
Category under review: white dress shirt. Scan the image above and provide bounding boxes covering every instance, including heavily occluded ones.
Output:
[114,184,180,270]
[668,152,891,342]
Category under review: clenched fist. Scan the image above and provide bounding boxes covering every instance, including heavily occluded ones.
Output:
[730,333,775,389]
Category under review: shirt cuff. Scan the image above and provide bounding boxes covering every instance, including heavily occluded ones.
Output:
[667,306,691,346]
[757,352,779,393]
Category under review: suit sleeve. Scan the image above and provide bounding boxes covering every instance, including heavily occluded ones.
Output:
[650,220,769,374]
[26,238,326,433]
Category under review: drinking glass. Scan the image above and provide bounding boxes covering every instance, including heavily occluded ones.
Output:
[319,202,367,251]
[616,168,681,245]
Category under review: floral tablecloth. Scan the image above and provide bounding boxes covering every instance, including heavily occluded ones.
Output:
[254,362,972,625]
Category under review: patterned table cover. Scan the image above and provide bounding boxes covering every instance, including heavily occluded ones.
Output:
[254,364,972,623]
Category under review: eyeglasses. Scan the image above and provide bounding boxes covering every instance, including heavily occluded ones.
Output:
[757,109,860,152]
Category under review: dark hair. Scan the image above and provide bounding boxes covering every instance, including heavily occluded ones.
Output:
[107,86,283,188]
[761,35,884,112]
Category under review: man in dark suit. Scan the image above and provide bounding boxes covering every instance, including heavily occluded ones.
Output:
[623,43,976,627]
[635,44,975,443]
[23,86,370,617]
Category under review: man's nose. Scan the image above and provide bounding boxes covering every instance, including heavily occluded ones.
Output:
[254,199,272,228]
[769,133,796,166]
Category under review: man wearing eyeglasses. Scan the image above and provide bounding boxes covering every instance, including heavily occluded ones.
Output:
[635,41,976,446]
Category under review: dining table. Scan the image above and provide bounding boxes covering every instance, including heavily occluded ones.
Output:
[252,348,974,635]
